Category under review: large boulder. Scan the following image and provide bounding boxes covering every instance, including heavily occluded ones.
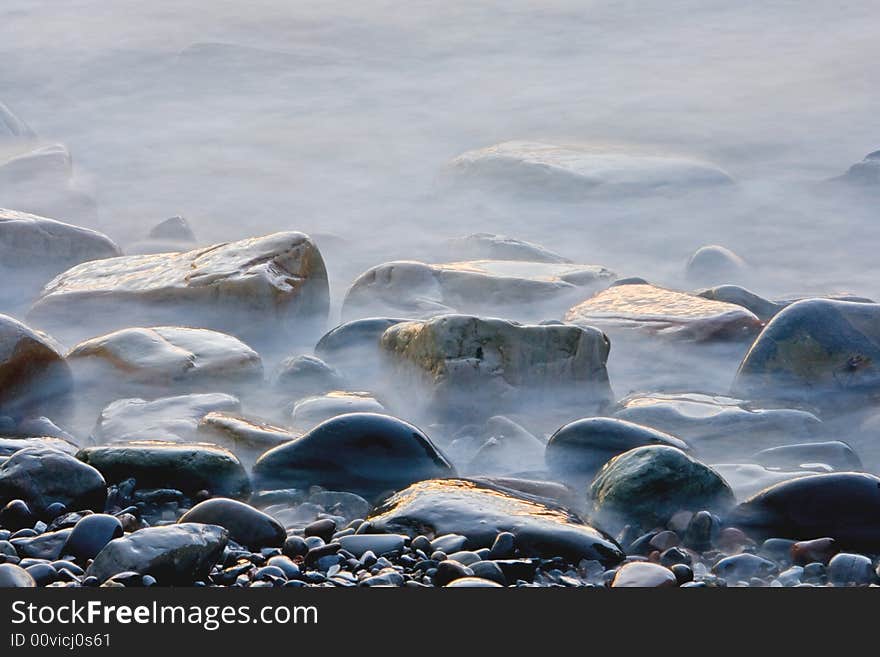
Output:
[87,523,228,584]
[726,473,880,549]
[252,412,454,501]
[290,391,385,432]
[833,150,880,187]
[449,141,733,198]
[590,445,735,533]
[0,315,72,419]
[733,299,880,406]
[28,232,329,347]
[0,447,106,519]
[565,282,761,341]
[77,441,250,499]
[342,259,614,321]
[380,315,613,423]
[368,478,623,566]
[196,413,296,468]
[545,417,688,486]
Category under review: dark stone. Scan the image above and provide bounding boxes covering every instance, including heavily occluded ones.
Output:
[25,562,57,586]
[470,560,507,585]
[0,448,106,519]
[0,499,34,531]
[63,514,123,562]
[828,553,874,586]
[489,532,516,559]
[178,499,285,550]
[670,563,693,584]
[11,529,72,560]
[282,535,308,559]
[433,560,473,586]
[0,563,35,587]
[546,417,688,485]
[252,413,455,501]
[683,511,721,552]
[304,518,336,543]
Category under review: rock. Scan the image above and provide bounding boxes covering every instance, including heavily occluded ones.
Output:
[0,314,72,419]
[712,554,777,581]
[0,448,106,519]
[752,441,863,472]
[87,523,228,584]
[273,355,345,400]
[11,529,72,560]
[685,245,747,285]
[343,259,614,321]
[196,413,295,467]
[827,553,874,586]
[611,562,677,587]
[28,232,329,348]
[304,518,336,542]
[68,326,262,389]
[445,576,502,588]
[0,436,79,457]
[711,464,820,501]
[433,560,474,586]
[727,473,880,549]
[791,538,839,565]
[178,499,285,550]
[613,392,821,461]
[290,392,386,432]
[590,445,735,534]
[368,478,623,566]
[63,514,123,561]
[449,141,732,198]
[380,315,613,423]
[313,317,408,387]
[148,216,196,242]
[696,285,782,321]
[734,299,880,406]
[466,416,546,475]
[337,534,406,558]
[253,413,454,501]
[92,392,241,443]
[0,500,33,531]
[470,560,507,585]
[0,563,35,587]
[833,150,880,187]
[565,282,761,341]
[546,417,688,486]
[444,233,571,264]
[77,441,250,499]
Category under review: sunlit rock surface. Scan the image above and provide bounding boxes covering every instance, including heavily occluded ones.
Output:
[28,231,329,347]
[77,440,250,499]
[0,314,72,419]
[565,282,761,340]
[290,391,385,432]
[614,391,821,460]
[443,233,571,264]
[380,314,613,423]
[449,141,733,197]
[368,478,623,565]
[92,392,241,443]
[68,326,263,387]
[196,412,296,467]
[734,299,880,407]
[343,259,615,321]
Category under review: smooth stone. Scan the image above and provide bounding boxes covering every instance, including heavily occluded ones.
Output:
[433,560,474,586]
[833,149,880,186]
[148,216,196,242]
[252,413,454,501]
[752,441,863,472]
[565,282,760,341]
[25,563,57,586]
[290,392,385,432]
[445,576,502,588]
[828,553,874,586]
[87,523,228,584]
[489,532,516,559]
[685,245,747,286]
[380,315,613,422]
[0,499,34,531]
[590,445,734,534]
[0,563,35,587]
[91,392,241,443]
[449,141,733,198]
[63,514,123,562]
[368,478,624,566]
[0,447,106,518]
[273,355,346,400]
[466,416,546,475]
[712,554,778,581]
[791,538,839,565]
[446,550,482,566]
[727,473,880,549]
[611,562,677,587]
[178,499,285,550]
[343,259,614,321]
[0,436,79,457]
[266,556,300,579]
[445,233,571,264]
[304,518,337,542]
[282,536,309,559]
[77,441,250,499]
[337,534,406,558]
[697,285,782,321]
[315,317,408,373]
[28,232,329,348]
[11,529,72,560]
[196,413,296,467]
[734,299,880,406]
[711,464,821,501]
[430,534,468,554]
[546,417,688,486]
[0,314,72,418]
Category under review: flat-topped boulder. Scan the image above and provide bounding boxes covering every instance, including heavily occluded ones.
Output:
[733,299,880,406]
[380,315,613,422]
[449,141,733,197]
[0,314,72,419]
[28,231,329,346]
[443,233,571,264]
[77,440,250,499]
[565,282,761,341]
[196,413,296,467]
[68,326,263,388]
[367,478,623,565]
[343,259,614,321]
[290,391,386,432]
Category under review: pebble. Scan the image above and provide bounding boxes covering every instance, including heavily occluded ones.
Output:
[828,553,874,587]
[178,499,285,550]
[611,562,677,588]
[0,500,34,531]
[433,560,474,586]
[337,534,406,558]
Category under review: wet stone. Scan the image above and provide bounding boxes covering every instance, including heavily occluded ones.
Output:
[0,563,35,587]
[611,562,677,588]
[63,514,123,562]
[178,499,285,550]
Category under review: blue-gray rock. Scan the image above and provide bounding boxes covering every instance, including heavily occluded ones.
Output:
[11,529,71,560]
[63,514,123,562]
[445,576,502,587]
[0,563,35,587]
[177,499,285,550]
[828,553,874,586]
[337,534,406,558]
[712,553,777,581]
[751,441,862,471]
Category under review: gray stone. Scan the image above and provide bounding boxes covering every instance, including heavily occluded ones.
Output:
[685,245,747,285]
[752,441,863,472]
[178,499,285,550]
[611,562,677,587]
[445,233,571,264]
[0,563,35,587]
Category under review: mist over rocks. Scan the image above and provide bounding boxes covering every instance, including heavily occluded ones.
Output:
[565,281,762,341]
[290,391,386,432]
[0,103,36,142]
[342,259,615,322]
[126,216,199,255]
[273,354,346,400]
[196,412,296,467]
[314,317,408,386]
[685,245,748,286]
[28,231,330,349]
[833,149,880,187]
[449,141,734,198]
[465,416,546,476]
[379,314,613,424]
[710,463,824,501]
[696,285,783,321]
[443,232,572,264]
